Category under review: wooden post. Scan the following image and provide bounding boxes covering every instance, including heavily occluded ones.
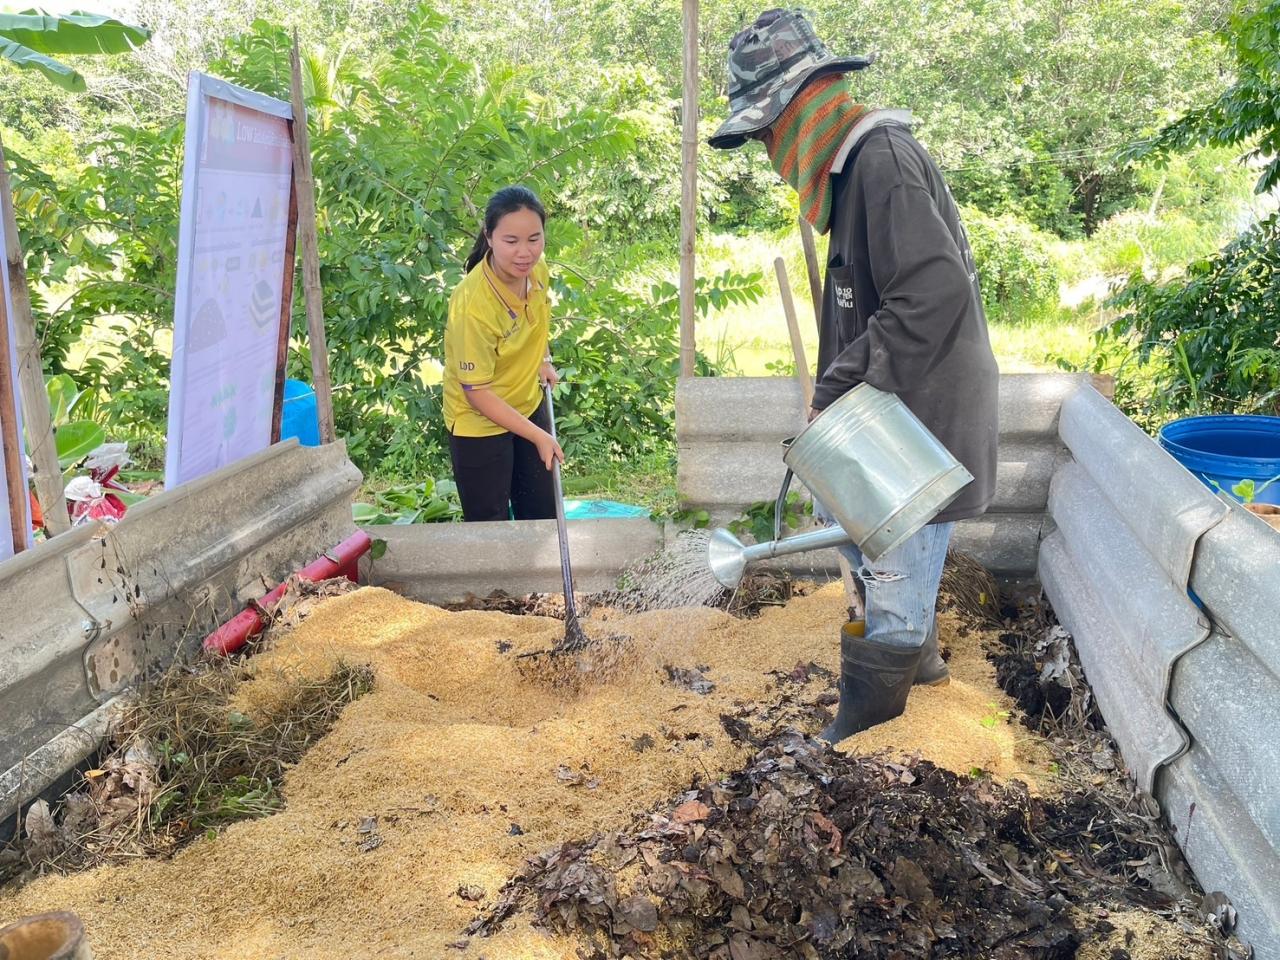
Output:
[797,217,823,330]
[289,36,336,443]
[0,266,27,552]
[0,129,68,534]
[785,241,863,619]
[678,0,698,378]
[270,168,300,444]
[774,258,813,404]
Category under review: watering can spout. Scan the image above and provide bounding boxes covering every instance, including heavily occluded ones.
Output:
[707,527,748,589]
[707,525,856,589]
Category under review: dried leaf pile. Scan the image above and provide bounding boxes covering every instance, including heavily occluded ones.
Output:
[472,731,1229,959]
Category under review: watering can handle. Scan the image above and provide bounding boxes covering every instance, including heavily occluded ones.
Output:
[773,468,795,543]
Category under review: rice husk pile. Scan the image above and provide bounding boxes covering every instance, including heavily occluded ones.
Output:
[1073,908,1219,960]
[0,583,1067,958]
[838,608,1052,784]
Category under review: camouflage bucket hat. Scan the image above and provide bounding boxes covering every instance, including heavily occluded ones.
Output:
[708,9,873,150]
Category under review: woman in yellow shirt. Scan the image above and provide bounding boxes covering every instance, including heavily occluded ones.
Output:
[443,187,563,521]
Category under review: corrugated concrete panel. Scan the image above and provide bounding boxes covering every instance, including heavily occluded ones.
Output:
[1042,461,1210,788]
[0,695,124,819]
[952,513,1044,578]
[0,526,102,779]
[1170,506,1280,959]
[364,518,664,603]
[1189,505,1280,678]
[676,377,807,442]
[1042,383,1275,955]
[0,441,361,779]
[1039,533,1188,793]
[677,439,791,509]
[745,513,1043,581]
[1171,633,1280,854]
[363,511,1040,607]
[988,441,1068,512]
[675,374,1082,580]
[1059,386,1227,585]
[997,373,1086,438]
[1162,740,1280,958]
[675,373,1085,443]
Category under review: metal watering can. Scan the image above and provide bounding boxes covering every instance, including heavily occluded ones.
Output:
[707,384,973,589]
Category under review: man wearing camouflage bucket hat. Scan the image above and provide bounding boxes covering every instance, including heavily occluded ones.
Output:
[711,9,999,744]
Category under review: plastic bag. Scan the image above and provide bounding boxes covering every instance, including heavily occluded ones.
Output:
[65,443,132,526]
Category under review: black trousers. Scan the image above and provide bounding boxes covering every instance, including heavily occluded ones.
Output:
[448,399,557,522]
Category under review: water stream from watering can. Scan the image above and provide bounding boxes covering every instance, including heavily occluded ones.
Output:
[603,530,729,613]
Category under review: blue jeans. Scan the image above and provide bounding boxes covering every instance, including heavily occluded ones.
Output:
[816,501,954,649]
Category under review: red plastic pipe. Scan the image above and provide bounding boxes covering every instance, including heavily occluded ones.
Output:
[202,530,373,656]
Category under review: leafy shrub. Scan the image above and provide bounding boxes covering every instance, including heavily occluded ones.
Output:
[352,478,461,524]
[1088,0,1280,426]
[551,268,763,463]
[959,206,1060,322]
[1088,215,1280,426]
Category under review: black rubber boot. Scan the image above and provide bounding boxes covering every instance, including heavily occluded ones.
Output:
[818,622,922,744]
[914,619,950,687]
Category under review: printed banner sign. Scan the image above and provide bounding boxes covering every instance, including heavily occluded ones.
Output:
[166,72,294,488]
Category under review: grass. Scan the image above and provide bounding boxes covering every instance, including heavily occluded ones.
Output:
[561,448,677,515]
[608,227,1101,379]
[693,279,1097,379]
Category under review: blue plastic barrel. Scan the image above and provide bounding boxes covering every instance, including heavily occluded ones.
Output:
[1158,414,1280,506]
[281,378,321,447]
[563,499,650,520]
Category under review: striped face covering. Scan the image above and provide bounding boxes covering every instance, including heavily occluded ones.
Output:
[765,74,867,234]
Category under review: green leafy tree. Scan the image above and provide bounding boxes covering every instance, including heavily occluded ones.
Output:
[21,9,764,478]
[436,0,1230,236]
[1089,0,1280,422]
[1129,0,1280,197]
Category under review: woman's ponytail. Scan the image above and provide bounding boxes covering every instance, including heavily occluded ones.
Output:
[464,229,490,273]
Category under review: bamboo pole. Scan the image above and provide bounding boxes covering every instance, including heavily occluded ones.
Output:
[797,217,823,329]
[773,257,813,404]
[785,243,864,619]
[289,36,336,443]
[678,0,698,378]
[0,129,68,534]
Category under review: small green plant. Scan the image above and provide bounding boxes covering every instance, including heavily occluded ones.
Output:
[763,357,797,377]
[1206,473,1280,505]
[979,702,1011,729]
[730,493,812,544]
[43,373,105,473]
[656,506,711,529]
[352,479,461,525]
